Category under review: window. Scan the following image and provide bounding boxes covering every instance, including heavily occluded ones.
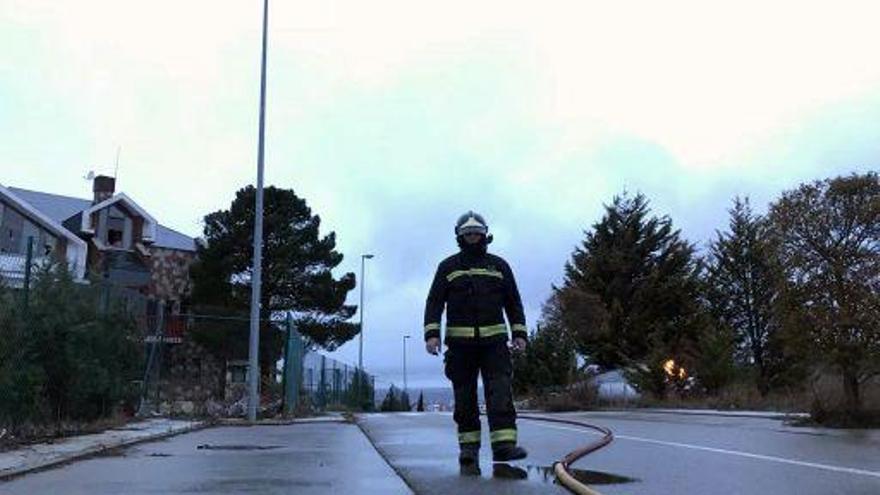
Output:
[104,206,130,249]
[230,365,247,384]
[0,204,24,254]
[107,228,123,247]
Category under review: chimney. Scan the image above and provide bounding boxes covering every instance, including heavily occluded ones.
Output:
[93,175,116,204]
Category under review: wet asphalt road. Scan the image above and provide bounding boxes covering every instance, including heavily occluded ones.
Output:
[2,412,878,494]
[359,411,880,495]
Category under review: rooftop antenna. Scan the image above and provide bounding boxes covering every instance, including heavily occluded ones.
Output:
[114,146,122,179]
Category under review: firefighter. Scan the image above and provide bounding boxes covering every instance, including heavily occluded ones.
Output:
[424,211,528,473]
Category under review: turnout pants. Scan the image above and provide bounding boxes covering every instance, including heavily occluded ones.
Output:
[444,340,517,451]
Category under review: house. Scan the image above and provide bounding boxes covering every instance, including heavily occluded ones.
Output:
[0,184,88,286]
[5,176,264,415]
[590,369,641,402]
[5,176,197,321]
[3,176,232,414]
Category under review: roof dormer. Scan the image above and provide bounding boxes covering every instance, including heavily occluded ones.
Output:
[80,193,158,248]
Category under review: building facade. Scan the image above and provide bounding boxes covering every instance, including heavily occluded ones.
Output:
[6,176,197,311]
[0,185,88,286]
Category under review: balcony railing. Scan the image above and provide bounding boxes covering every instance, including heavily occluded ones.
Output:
[0,252,46,287]
[139,314,188,344]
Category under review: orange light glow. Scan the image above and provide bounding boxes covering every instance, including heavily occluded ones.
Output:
[663,359,687,380]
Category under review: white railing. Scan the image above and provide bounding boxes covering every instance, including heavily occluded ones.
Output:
[0,252,28,287]
[0,252,50,288]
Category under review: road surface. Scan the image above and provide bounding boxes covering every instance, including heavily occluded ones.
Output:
[359,410,880,495]
[3,411,878,494]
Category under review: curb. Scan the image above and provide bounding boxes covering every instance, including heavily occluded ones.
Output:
[519,408,810,420]
[351,416,418,495]
[618,408,809,420]
[0,421,209,481]
[217,416,348,426]
[583,408,810,420]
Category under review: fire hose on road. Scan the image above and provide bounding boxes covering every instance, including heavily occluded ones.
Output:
[519,414,615,495]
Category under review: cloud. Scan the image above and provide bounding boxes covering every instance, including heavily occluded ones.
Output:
[2,0,880,386]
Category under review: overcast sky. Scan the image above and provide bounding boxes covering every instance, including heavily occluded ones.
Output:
[2,1,879,389]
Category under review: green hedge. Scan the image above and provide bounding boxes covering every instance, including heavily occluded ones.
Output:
[0,264,143,430]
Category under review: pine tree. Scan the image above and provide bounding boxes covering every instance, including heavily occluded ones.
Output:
[512,308,577,395]
[399,390,412,412]
[706,197,784,395]
[416,391,425,412]
[555,193,706,397]
[380,386,402,412]
[190,186,359,376]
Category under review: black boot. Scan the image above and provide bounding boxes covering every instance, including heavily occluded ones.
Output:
[459,445,481,476]
[492,442,528,462]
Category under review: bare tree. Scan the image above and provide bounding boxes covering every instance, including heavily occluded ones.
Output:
[769,173,880,415]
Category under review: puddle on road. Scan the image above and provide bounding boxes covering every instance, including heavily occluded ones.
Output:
[196,444,282,451]
[93,447,128,458]
[186,478,332,492]
[492,464,638,485]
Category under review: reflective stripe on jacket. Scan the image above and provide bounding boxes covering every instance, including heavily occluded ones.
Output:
[423,251,527,345]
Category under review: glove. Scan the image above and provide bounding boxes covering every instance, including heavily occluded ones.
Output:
[426,337,441,355]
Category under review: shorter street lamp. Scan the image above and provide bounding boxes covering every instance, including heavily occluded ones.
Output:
[403,335,411,393]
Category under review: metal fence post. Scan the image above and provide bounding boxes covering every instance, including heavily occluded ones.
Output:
[138,300,165,415]
[281,315,290,412]
[333,362,339,405]
[22,236,33,311]
[319,355,327,410]
[282,313,302,415]
[343,364,349,406]
[153,300,166,409]
[293,330,302,411]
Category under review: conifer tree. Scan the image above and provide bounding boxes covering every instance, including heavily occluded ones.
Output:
[706,197,784,395]
[190,186,358,376]
[555,193,705,397]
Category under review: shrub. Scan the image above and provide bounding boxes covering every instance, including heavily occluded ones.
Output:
[0,263,142,433]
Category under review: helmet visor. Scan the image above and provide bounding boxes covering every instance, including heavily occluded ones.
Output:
[459,225,488,236]
[456,214,488,236]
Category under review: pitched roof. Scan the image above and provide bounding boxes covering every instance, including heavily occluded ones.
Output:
[9,187,197,252]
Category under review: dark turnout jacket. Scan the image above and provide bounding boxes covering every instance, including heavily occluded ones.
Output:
[424,251,527,346]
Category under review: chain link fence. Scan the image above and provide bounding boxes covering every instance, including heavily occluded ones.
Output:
[0,240,375,435]
[135,310,376,416]
[300,351,375,411]
[127,305,377,416]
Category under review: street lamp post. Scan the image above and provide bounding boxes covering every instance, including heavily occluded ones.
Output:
[247,0,270,423]
[403,335,411,393]
[356,253,374,406]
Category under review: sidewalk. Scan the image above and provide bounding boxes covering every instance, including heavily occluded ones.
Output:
[0,417,413,494]
[0,418,205,480]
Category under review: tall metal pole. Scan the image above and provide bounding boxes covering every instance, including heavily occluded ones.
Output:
[356,253,374,404]
[357,255,367,371]
[247,0,269,423]
[403,335,410,393]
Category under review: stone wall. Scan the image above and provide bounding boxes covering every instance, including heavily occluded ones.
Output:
[157,339,224,416]
[148,247,194,302]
